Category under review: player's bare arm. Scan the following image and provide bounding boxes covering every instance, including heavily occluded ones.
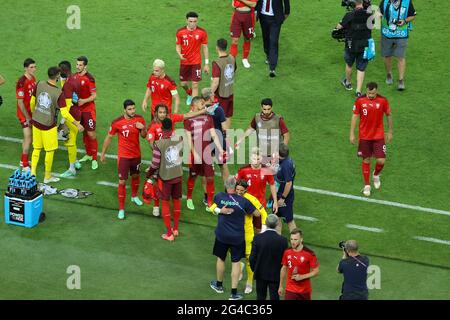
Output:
[172,92,180,114]
[278,265,287,296]
[100,134,114,163]
[78,91,96,106]
[135,121,146,138]
[239,0,257,8]
[210,127,224,155]
[176,44,186,60]
[349,114,359,144]
[202,44,210,74]
[251,209,261,218]
[142,88,151,112]
[292,267,320,281]
[0,74,5,86]
[182,108,207,120]
[18,99,31,122]
[282,132,290,145]
[235,126,255,149]
[278,181,292,206]
[210,77,220,94]
[386,114,393,143]
[270,184,278,213]
[185,129,201,164]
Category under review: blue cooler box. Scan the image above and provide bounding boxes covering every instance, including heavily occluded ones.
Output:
[4,192,43,228]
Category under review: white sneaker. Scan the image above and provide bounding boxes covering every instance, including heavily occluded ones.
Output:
[242,59,251,69]
[244,284,253,294]
[44,176,60,184]
[57,130,68,141]
[152,207,160,217]
[362,185,371,197]
[373,173,381,189]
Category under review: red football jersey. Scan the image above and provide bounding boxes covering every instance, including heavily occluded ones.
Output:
[109,115,146,159]
[176,26,208,65]
[78,72,96,112]
[146,113,184,143]
[353,95,391,140]
[282,247,320,294]
[184,114,214,161]
[62,74,83,121]
[146,74,178,113]
[233,0,257,8]
[16,75,36,118]
[236,165,274,207]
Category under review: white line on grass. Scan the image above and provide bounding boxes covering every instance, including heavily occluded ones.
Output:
[1,135,449,217]
[294,214,318,222]
[413,236,450,246]
[346,224,384,233]
[0,163,75,179]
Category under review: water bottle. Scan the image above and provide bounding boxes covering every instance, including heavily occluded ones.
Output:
[8,174,15,194]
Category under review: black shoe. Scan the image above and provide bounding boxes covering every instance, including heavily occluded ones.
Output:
[341,78,353,91]
[355,91,362,98]
[269,70,276,78]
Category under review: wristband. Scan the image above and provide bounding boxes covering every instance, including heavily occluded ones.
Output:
[205,59,209,64]
[214,207,221,214]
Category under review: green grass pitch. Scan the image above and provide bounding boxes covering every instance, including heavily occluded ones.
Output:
[0,0,449,299]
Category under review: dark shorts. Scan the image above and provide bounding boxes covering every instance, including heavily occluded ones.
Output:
[179,64,202,82]
[344,49,368,72]
[158,180,182,201]
[276,195,294,223]
[253,215,262,230]
[230,11,255,39]
[81,110,96,131]
[218,95,234,118]
[285,291,312,300]
[381,36,408,58]
[340,291,369,300]
[190,163,215,177]
[213,238,245,263]
[358,139,386,159]
[118,157,141,180]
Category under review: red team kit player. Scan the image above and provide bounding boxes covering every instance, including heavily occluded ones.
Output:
[176,11,209,105]
[16,58,37,171]
[101,99,146,219]
[230,0,257,68]
[350,82,393,197]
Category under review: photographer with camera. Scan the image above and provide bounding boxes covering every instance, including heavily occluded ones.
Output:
[335,0,372,97]
[337,240,369,300]
[379,0,416,91]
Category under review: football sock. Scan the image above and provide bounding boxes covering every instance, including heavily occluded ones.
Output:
[246,258,254,283]
[230,43,238,57]
[44,151,55,180]
[184,87,192,96]
[118,184,126,210]
[362,162,370,185]
[243,41,251,59]
[131,176,140,198]
[21,153,29,168]
[206,179,215,206]
[204,193,207,202]
[187,175,196,199]
[83,134,90,156]
[31,149,41,176]
[162,200,173,235]
[374,163,384,176]
[67,145,77,165]
[91,138,98,160]
[154,199,159,207]
[173,198,181,231]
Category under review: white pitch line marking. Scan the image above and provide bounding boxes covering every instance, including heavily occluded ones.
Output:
[1,135,449,217]
[0,163,75,179]
[413,236,450,246]
[346,224,384,233]
[293,214,318,222]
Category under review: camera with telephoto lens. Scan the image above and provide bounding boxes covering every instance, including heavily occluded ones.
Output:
[339,240,347,249]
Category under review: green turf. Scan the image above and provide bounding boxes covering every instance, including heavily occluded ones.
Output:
[0,0,449,300]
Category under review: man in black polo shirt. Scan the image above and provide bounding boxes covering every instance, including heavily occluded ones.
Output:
[210,177,260,300]
[337,240,369,300]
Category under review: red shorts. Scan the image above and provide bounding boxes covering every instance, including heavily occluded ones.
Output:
[118,157,141,180]
[157,178,182,201]
[218,95,234,118]
[81,110,96,131]
[179,64,202,82]
[284,291,312,301]
[230,11,255,39]
[358,139,386,159]
[253,216,262,229]
[190,163,215,177]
